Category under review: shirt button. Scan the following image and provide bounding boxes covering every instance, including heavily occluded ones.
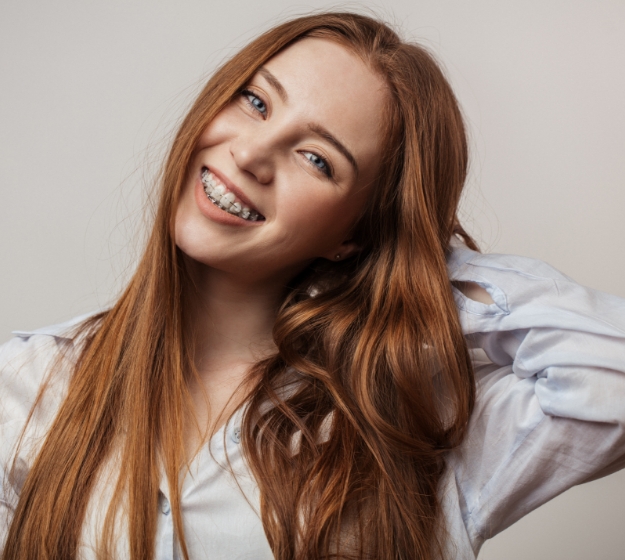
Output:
[231,426,241,444]
[160,496,171,515]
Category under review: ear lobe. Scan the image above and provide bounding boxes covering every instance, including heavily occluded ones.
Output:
[321,239,362,261]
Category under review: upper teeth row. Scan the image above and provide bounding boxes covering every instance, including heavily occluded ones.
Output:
[201,169,261,221]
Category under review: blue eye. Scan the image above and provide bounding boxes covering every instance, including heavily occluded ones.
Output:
[303,151,332,178]
[241,90,267,117]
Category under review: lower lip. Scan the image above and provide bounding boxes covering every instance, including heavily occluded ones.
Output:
[193,174,263,227]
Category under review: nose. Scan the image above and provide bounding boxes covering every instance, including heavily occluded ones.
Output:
[230,131,276,185]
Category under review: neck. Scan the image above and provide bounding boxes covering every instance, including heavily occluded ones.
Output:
[180,256,301,453]
[182,258,291,375]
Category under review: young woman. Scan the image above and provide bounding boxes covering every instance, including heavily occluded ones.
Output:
[1,12,624,560]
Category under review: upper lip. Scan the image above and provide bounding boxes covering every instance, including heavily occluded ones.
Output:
[203,165,264,217]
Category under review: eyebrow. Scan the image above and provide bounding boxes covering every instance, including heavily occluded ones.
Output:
[258,67,288,102]
[308,124,359,177]
[258,67,359,177]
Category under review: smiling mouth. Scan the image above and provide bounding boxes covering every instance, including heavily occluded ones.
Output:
[201,167,265,221]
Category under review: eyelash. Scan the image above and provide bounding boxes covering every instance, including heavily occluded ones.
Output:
[239,89,334,179]
[241,89,268,117]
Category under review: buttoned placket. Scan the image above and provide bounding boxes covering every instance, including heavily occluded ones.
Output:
[153,414,243,559]
[156,489,176,559]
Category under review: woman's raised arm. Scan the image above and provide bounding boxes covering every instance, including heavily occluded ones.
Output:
[445,238,625,554]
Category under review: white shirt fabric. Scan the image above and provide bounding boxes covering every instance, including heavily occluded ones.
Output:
[2,239,625,559]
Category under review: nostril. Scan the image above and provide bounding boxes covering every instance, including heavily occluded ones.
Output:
[229,140,275,185]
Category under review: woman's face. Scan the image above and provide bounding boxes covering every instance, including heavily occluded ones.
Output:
[175,37,388,284]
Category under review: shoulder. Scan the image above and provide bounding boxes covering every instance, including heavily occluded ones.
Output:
[0,312,98,426]
[8,311,97,342]
[0,311,95,379]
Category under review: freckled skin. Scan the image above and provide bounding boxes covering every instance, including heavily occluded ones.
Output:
[174,38,388,285]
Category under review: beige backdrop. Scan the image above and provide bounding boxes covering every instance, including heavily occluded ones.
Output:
[1,1,624,558]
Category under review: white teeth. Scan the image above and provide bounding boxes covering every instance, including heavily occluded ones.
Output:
[219,192,235,210]
[201,168,263,221]
[210,184,225,202]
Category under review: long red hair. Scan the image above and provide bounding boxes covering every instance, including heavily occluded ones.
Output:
[3,12,475,560]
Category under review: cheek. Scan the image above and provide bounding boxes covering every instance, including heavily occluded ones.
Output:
[173,188,199,251]
[278,191,363,249]
[195,105,241,149]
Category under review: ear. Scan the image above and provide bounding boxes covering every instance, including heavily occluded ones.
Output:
[321,239,362,262]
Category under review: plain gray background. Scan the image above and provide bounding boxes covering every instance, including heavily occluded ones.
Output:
[1,1,624,558]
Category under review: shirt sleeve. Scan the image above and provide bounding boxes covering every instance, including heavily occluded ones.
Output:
[445,240,625,552]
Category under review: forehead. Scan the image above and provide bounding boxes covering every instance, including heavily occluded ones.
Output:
[262,38,388,178]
